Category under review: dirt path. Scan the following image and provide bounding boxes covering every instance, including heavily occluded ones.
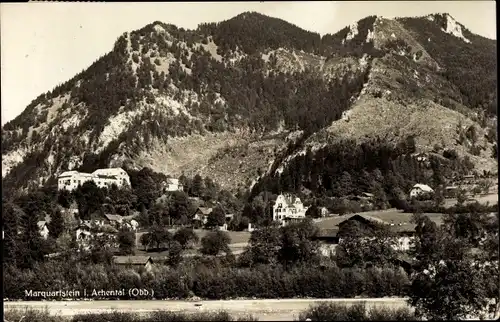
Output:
[4,298,410,321]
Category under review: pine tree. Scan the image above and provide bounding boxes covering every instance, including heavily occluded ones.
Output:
[48,209,64,239]
[19,212,46,269]
[191,174,204,197]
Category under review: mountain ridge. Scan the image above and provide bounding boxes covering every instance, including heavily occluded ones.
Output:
[2,11,497,196]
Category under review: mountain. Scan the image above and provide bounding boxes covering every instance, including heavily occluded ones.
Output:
[2,12,497,196]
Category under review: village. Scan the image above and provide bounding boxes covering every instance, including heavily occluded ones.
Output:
[27,166,497,272]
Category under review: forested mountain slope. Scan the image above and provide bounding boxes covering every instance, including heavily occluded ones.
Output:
[2,12,497,196]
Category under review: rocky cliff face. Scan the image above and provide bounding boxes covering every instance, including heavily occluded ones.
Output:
[2,12,497,195]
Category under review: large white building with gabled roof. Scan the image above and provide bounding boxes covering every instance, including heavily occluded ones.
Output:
[273,193,308,227]
[57,167,130,191]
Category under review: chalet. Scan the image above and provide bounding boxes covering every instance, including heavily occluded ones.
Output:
[113,256,153,272]
[57,167,130,191]
[193,207,212,227]
[273,194,308,227]
[75,223,92,244]
[163,178,184,192]
[37,221,49,239]
[409,184,434,198]
[336,214,419,251]
[314,228,340,256]
[350,192,375,210]
[103,214,124,227]
[444,185,459,198]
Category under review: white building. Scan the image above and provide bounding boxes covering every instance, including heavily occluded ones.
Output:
[37,221,49,239]
[57,168,130,191]
[409,183,434,198]
[273,193,308,226]
[163,178,184,192]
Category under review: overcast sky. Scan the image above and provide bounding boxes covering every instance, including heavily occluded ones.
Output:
[1,1,496,125]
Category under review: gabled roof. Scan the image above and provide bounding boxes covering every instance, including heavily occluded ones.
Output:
[197,207,213,215]
[337,214,388,227]
[412,184,434,192]
[37,221,48,229]
[113,256,152,265]
[58,171,79,178]
[75,223,92,230]
[276,193,303,208]
[104,214,123,222]
[92,168,127,176]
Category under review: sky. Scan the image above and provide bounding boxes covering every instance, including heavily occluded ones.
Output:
[1,1,496,125]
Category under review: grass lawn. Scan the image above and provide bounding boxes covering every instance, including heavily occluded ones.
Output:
[315,209,445,230]
[443,193,498,208]
[134,229,251,258]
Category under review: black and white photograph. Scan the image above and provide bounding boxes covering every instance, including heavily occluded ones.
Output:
[1,1,498,321]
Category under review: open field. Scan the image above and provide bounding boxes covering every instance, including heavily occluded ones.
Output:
[135,229,251,246]
[315,209,445,229]
[443,193,498,208]
[134,229,250,258]
[4,298,411,321]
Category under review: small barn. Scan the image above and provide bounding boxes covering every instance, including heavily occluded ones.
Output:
[112,255,153,272]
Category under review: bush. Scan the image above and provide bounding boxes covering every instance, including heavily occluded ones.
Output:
[4,260,411,300]
[298,302,367,321]
[4,308,259,322]
[4,307,64,322]
[148,310,233,321]
[73,312,137,322]
[297,302,417,321]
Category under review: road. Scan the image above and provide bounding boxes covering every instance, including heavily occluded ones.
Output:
[4,298,411,321]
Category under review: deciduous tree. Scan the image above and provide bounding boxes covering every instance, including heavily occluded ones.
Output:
[199,230,231,256]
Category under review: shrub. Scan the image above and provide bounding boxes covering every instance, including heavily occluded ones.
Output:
[148,310,232,321]
[72,310,256,322]
[298,302,367,321]
[4,261,410,300]
[73,312,137,322]
[4,307,65,322]
[297,302,417,321]
[367,306,416,321]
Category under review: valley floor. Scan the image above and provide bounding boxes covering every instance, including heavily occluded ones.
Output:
[4,298,410,321]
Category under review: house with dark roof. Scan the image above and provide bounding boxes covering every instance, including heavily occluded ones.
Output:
[113,256,153,271]
[193,207,213,227]
[335,214,418,251]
